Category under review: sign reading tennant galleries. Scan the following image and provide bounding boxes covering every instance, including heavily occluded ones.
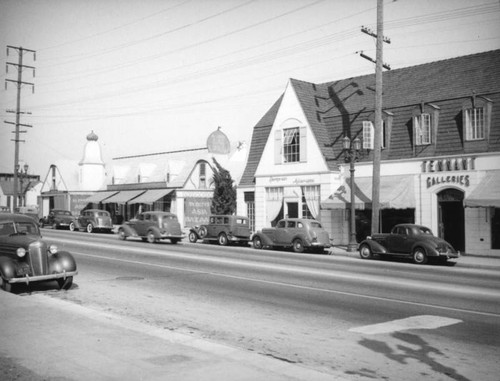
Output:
[184,197,211,226]
[423,156,474,189]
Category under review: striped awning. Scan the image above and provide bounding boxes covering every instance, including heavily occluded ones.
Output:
[321,175,415,210]
[465,171,500,208]
[101,190,145,204]
[84,191,119,203]
[128,189,173,204]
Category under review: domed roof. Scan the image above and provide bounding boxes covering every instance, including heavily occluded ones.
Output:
[207,127,230,154]
[86,130,98,141]
[80,130,104,165]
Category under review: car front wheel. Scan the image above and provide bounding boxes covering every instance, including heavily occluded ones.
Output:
[1,277,12,293]
[292,238,304,253]
[147,231,156,244]
[218,233,228,246]
[253,236,263,249]
[69,222,76,232]
[359,244,373,259]
[57,276,73,290]
[86,223,93,233]
[188,231,198,243]
[413,247,428,264]
[118,228,126,240]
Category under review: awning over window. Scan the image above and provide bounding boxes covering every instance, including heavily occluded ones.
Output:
[321,175,415,210]
[102,190,145,204]
[128,189,173,204]
[84,191,119,203]
[465,171,500,208]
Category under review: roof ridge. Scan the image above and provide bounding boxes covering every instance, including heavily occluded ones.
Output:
[318,49,500,86]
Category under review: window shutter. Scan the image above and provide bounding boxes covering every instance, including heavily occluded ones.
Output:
[299,126,307,162]
[413,116,420,145]
[274,130,282,164]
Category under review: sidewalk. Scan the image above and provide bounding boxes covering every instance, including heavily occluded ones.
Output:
[0,292,338,381]
[329,245,500,270]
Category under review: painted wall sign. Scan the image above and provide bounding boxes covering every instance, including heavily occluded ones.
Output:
[184,197,211,226]
[267,176,317,186]
[422,156,475,173]
[426,174,470,188]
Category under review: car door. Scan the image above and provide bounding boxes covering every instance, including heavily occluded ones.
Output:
[387,226,411,253]
[135,213,148,236]
[275,220,294,245]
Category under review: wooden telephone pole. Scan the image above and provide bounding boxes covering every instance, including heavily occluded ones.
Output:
[358,0,390,234]
[4,46,36,210]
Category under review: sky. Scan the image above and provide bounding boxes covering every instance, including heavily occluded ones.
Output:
[1,0,499,179]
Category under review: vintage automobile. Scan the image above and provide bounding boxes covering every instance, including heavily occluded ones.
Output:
[358,223,460,264]
[118,211,184,244]
[0,213,77,292]
[40,209,78,231]
[252,218,331,253]
[189,215,251,246]
[77,209,114,233]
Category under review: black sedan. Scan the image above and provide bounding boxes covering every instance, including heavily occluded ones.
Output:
[0,213,78,292]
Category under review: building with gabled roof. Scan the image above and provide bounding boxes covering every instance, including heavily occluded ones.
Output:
[98,127,248,227]
[238,49,500,256]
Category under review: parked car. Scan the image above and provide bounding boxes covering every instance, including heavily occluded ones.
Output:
[40,209,78,231]
[14,206,39,222]
[189,215,251,246]
[0,213,77,292]
[118,211,184,244]
[77,209,113,233]
[252,218,331,253]
[0,206,10,213]
[358,224,460,264]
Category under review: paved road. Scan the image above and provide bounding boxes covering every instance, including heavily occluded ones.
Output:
[2,229,499,380]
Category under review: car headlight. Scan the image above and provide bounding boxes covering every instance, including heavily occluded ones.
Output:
[17,248,26,258]
[48,245,58,254]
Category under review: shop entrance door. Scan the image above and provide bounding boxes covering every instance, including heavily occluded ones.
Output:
[438,189,465,252]
[286,202,299,218]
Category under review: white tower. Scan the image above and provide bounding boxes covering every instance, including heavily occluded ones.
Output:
[78,130,106,191]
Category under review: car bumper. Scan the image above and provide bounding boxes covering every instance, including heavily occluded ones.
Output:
[310,242,331,248]
[7,270,78,285]
[438,251,460,259]
[159,234,184,240]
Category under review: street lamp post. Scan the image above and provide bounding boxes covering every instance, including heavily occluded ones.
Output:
[343,136,361,252]
[16,163,29,207]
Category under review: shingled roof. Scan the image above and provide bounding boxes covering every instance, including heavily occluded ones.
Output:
[239,49,500,187]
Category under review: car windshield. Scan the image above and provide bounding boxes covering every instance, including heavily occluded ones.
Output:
[0,221,39,236]
[58,211,72,216]
[97,212,109,217]
[309,221,323,229]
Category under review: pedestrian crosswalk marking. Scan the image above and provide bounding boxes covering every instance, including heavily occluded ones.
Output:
[349,315,463,335]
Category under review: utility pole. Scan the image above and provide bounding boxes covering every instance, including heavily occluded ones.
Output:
[358,0,390,234]
[4,46,36,211]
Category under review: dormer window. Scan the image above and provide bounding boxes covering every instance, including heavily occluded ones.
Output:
[462,95,492,143]
[362,121,374,149]
[465,107,485,140]
[362,120,387,150]
[413,103,439,147]
[414,113,431,145]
